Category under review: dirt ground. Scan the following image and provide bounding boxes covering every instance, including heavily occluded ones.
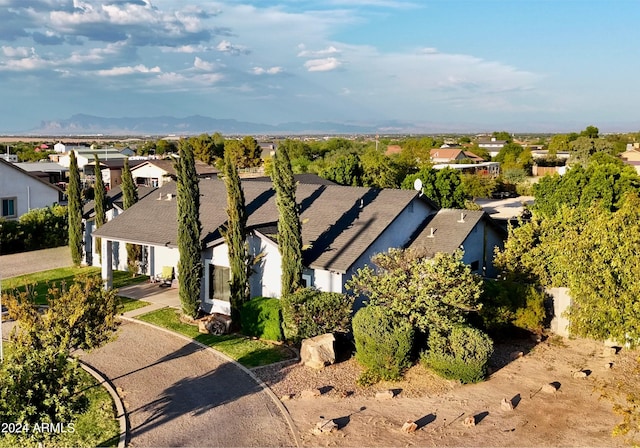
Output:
[256,335,637,447]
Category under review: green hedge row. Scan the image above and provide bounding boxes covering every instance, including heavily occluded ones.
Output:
[0,205,68,255]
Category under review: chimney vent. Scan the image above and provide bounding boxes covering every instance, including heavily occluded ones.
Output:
[427,227,435,238]
[157,192,162,200]
[458,212,465,223]
[166,193,174,201]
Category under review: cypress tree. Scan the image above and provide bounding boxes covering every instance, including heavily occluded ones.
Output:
[272,145,303,296]
[221,148,248,323]
[121,158,141,273]
[93,154,106,259]
[68,151,83,266]
[176,140,203,318]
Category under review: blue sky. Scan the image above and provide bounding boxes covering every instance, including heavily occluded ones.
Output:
[1,0,638,133]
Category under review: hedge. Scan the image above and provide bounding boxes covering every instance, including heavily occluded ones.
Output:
[240,297,283,341]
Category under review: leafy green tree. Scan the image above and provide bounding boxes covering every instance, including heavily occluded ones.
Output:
[492,131,513,143]
[67,151,83,266]
[272,144,303,296]
[569,136,615,166]
[360,147,402,188]
[175,140,203,318]
[348,249,483,334]
[461,173,496,200]
[402,167,467,208]
[1,274,119,437]
[548,134,570,156]
[494,142,524,165]
[93,155,106,259]
[122,158,141,274]
[321,153,363,186]
[580,125,600,139]
[155,139,176,156]
[466,143,491,161]
[221,148,248,323]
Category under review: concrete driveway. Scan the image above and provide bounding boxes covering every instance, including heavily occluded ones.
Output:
[0,246,72,278]
[80,320,296,447]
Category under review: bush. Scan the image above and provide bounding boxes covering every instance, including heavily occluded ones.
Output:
[480,279,547,334]
[281,288,353,343]
[353,305,414,384]
[0,206,68,254]
[422,325,493,384]
[240,297,283,341]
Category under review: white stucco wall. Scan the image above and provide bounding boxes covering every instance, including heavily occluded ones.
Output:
[151,245,180,278]
[313,269,344,293]
[461,221,485,274]
[248,233,282,299]
[0,162,60,219]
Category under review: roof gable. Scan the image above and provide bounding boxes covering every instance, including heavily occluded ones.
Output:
[408,209,488,256]
[0,159,63,194]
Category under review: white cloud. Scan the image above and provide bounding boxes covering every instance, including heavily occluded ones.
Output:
[297,45,340,58]
[216,40,249,55]
[161,45,210,53]
[251,66,282,75]
[194,56,216,71]
[418,47,438,55]
[96,64,161,76]
[304,57,341,72]
[2,46,33,58]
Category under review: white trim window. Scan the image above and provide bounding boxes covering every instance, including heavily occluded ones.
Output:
[1,197,16,218]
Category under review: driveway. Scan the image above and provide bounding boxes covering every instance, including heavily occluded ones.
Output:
[80,320,295,447]
[0,246,72,278]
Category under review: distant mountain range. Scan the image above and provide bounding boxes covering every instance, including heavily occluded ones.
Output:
[26,114,431,136]
[16,114,639,136]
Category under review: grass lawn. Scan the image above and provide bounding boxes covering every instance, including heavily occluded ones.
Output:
[118,296,151,314]
[137,308,295,368]
[1,267,149,305]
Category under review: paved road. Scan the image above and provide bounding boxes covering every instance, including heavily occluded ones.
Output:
[0,246,72,278]
[80,320,295,447]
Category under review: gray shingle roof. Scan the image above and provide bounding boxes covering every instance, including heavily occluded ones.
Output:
[408,209,489,257]
[94,178,423,273]
[83,185,157,218]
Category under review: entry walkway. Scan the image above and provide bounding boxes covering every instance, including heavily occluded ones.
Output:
[117,282,181,318]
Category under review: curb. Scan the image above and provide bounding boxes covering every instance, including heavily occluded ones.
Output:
[78,360,129,448]
[118,314,301,448]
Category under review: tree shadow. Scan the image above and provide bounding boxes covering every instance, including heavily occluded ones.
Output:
[511,393,521,409]
[474,411,489,424]
[415,413,436,429]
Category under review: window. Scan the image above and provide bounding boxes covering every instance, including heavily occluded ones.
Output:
[470,260,480,271]
[209,264,230,302]
[1,198,16,218]
[302,273,313,288]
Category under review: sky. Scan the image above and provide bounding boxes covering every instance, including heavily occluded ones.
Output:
[1,0,639,133]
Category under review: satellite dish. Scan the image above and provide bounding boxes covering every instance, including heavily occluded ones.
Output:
[413,178,423,192]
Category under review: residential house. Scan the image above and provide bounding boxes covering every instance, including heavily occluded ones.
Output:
[478,138,507,158]
[0,159,63,219]
[57,147,128,170]
[13,162,68,187]
[130,159,219,187]
[430,148,484,164]
[433,162,501,177]
[94,178,439,314]
[84,159,145,190]
[619,146,640,174]
[82,185,157,267]
[407,209,506,277]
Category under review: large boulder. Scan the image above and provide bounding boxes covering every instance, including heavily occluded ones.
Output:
[300,333,336,369]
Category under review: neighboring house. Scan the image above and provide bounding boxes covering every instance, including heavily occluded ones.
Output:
[430,148,484,164]
[13,162,68,187]
[84,159,145,189]
[82,185,156,267]
[407,209,506,277]
[0,159,63,219]
[385,145,402,156]
[94,178,439,314]
[433,162,501,177]
[478,138,507,158]
[130,159,219,187]
[57,147,128,170]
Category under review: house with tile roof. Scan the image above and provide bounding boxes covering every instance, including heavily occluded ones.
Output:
[94,177,439,314]
[130,159,219,187]
[0,159,63,220]
[430,148,484,164]
[408,209,506,277]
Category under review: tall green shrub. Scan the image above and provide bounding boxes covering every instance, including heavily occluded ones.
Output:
[272,145,303,296]
[422,325,493,384]
[175,140,203,318]
[93,154,106,259]
[281,288,353,343]
[68,151,83,266]
[221,148,248,323]
[353,305,414,384]
[480,279,547,334]
[122,158,141,274]
[240,297,283,341]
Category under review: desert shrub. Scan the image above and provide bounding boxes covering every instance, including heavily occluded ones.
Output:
[281,288,353,343]
[480,279,547,334]
[353,305,414,384]
[240,297,283,341]
[422,325,493,384]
